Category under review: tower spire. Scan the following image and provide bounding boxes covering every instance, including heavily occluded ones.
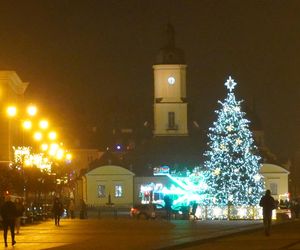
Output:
[155,24,185,65]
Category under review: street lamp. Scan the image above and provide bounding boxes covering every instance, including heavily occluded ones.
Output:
[33,131,43,141]
[22,120,32,130]
[39,119,49,130]
[6,106,17,117]
[27,105,37,116]
[48,131,57,141]
[66,153,72,161]
[40,143,48,151]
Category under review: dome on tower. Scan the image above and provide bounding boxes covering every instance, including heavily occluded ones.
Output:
[155,23,185,65]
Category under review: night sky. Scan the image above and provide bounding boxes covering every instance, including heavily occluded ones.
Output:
[0,1,299,159]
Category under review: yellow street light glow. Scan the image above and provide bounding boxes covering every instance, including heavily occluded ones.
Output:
[39,120,49,129]
[49,143,59,157]
[56,149,64,160]
[48,131,57,140]
[22,120,32,130]
[50,143,59,151]
[24,159,31,166]
[33,132,42,141]
[49,149,56,156]
[7,106,17,117]
[41,144,48,151]
[66,153,72,161]
[27,105,37,116]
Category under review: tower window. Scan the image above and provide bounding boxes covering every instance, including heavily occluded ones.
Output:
[270,183,278,195]
[168,112,175,129]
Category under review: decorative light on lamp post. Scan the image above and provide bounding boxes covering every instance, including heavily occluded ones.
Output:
[22,120,32,130]
[56,148,64,160]
[49,143,59,156]
[6,106,17,117]
[33,131,43,141]
[39,119,49,130]
[66,153,72,161]
[48,131,57,141]
[27,105,37,116]
[40,143,48,151]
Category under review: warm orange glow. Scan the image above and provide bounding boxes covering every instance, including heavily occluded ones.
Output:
[22,120,32,130]
[50,143,59,150]
[33,131,42,141]
[41,143,48,151]
[66,153,72,161]
[39,120,49,129]
[24,159,31,166]
[27,105,37,116]
[49,143,59,156]
[56,149,64,160]
[48,131,57,140]
[7,106,17,117]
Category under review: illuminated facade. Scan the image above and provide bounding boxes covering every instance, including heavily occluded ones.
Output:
[77,26,290,220]
[153,23,188,136]
[83,165,135,206]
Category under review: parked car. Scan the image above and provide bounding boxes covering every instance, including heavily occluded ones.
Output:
[276,205,291,220]
[130,204,156,219]
[172,205,190,220]
[130,203,189,219]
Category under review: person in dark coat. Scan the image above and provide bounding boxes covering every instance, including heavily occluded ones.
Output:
[52,198,63,226]
[14,198,25,234]
[259,189,276,236]
[0,195,17,247]
[191,201,198,220]
[163,195,173,220]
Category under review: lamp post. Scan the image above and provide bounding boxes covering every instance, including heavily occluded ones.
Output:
[5,104,73,205]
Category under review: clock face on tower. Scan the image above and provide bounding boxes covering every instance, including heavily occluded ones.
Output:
[168,76,176,85]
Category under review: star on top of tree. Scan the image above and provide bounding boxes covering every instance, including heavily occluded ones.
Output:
[225,76,237,92]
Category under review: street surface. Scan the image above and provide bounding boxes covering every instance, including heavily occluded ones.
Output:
[0,218,298,250]
[182,220,300,250]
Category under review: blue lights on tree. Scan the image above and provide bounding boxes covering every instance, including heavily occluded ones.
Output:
[204,76,264,206]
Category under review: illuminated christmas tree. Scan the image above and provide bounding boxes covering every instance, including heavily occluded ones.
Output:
[204,76,264,207]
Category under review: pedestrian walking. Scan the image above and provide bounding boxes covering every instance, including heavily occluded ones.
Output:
[52,197,63,226]
[14,198,25,234]
[0,195,17,247]
[190,201,198,220]
[164,195,173,220]
[259,189,276,236]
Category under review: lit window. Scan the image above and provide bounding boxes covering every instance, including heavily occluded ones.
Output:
[98,185,106,198]
[270,183,278,195]
[115,185,123,198]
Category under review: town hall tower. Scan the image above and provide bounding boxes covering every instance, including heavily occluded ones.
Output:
[153,24,188,136]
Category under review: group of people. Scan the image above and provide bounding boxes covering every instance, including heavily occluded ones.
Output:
[0,190,289,246]
[161,190,278,237]
[52,198,87,225]
[0,196,25,247]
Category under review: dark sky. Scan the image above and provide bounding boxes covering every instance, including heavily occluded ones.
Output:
[0,0,299,158]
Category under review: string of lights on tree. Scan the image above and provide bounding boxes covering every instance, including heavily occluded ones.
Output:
[204,76,264,207]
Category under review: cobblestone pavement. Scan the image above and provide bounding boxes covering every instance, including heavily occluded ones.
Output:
[0,217,267,250]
